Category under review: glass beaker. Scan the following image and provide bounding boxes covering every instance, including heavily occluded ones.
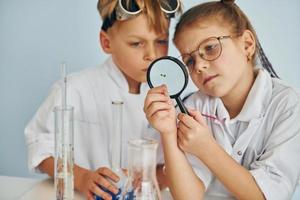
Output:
[54,106,74,200]
[123,139,161,200]
[96,101,126,200]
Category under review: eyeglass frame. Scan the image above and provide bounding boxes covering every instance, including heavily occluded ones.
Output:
[180,35,232,73]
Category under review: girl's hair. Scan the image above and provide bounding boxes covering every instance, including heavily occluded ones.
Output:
[173,0,279,78]
[97,0,182,34]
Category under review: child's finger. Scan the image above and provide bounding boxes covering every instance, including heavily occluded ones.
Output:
[177,112,195,128]
[177,120,189,134]
[97,167,119,182]
[86,191,94,200]
[90,182,112,199]
[93,173,119,195]
[147,84,169,95]
[144,93,172,112]
[188,109,207,126]
[146,102,172,118]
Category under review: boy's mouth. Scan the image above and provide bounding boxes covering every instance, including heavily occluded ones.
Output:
[203,74,219,85]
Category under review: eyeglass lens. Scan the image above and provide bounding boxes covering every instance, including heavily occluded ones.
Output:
[182,37,222,71]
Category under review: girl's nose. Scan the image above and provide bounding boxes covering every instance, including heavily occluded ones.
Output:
[193,56,209,73]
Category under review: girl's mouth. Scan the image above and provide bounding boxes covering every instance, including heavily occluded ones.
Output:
[203,74,219,85]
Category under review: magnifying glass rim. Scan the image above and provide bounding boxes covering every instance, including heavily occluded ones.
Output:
[147,56,189,98]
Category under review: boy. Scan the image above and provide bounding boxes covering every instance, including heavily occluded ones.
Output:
[25,0,181,199]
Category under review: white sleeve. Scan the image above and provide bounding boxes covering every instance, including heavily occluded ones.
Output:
[249,103,300,200]
[24,82,79,173]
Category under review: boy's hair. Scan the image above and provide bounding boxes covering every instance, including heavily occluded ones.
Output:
[173,0,279,78]
[97,0,182,34]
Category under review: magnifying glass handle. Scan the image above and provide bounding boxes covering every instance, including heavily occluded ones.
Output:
[175,97,190,115]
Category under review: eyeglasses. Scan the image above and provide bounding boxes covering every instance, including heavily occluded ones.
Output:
[102,0,181,31]
[181,36,232,73]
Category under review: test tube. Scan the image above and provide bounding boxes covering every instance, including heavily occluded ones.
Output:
[54,106,74,200]
[96,101,124,200]
[54,62,74,200]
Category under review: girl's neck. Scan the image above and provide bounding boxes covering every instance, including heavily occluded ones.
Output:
[221,68,256,119]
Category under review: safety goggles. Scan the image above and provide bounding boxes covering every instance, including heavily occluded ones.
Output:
[102,0,181,31]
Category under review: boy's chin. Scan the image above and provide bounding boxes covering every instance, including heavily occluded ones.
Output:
[140,77,147,83]
[137,74,147,83]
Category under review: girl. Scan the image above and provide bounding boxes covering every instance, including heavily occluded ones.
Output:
[25,0,181,199]
[144,0,300,199]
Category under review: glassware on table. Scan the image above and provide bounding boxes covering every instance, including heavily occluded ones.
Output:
[122,139,161,200]
[54,106,74,200]
[95,101,126,200]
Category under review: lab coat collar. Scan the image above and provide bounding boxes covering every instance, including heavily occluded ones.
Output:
[104,56,149,94]
[214,68,273,122]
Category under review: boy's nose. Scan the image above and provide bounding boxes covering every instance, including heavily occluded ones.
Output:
[144,44,157,61]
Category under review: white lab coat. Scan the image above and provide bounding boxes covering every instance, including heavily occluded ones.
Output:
[24,57,153,172]
[184,69,300,200]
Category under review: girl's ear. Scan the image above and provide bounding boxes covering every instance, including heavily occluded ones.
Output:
[100,30,113,54]
[241,30,256,60]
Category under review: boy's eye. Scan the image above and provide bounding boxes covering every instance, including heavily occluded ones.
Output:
[156,39,169,45]
[129,42,143,47]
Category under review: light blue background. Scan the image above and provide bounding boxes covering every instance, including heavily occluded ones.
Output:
[0,0,300,197]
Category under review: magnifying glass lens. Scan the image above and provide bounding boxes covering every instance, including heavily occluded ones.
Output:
[148,59,185,97]
[147,56,189,115]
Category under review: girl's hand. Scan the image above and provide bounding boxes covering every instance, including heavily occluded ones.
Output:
[78,167,120,200]
[177,109,214,156]
[144,85,177,136]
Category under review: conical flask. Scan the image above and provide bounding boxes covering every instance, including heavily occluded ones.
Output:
[122,139,161,200]
[96,101,126,200]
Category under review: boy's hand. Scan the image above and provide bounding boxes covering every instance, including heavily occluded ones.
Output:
[177,109,214,156]
[144,85,177,136]
[78,167,120,200]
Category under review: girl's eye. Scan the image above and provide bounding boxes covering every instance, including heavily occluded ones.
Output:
[183,56,194,68]
[204,43,220,55]
[186,58,194,68]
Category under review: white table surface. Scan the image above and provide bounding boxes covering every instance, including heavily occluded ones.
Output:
[0,175,41,200]
[1,175,299,200]
[0,175,173,200]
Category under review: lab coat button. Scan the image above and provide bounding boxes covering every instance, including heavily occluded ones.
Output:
[237,151,243,156]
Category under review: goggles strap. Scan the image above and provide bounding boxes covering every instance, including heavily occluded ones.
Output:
[101,10,117,31]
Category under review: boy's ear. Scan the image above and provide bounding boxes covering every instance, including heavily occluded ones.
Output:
[241,30,256,58]
[100,30,112,54]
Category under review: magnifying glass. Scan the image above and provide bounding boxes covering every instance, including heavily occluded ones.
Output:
[147,56,190,115]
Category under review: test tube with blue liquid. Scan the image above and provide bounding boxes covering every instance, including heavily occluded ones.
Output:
[95,101,126,200]
[54,62,74,200]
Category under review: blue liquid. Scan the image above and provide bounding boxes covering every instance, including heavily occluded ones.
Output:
[94,187,134,200]
[124,190,134,200]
